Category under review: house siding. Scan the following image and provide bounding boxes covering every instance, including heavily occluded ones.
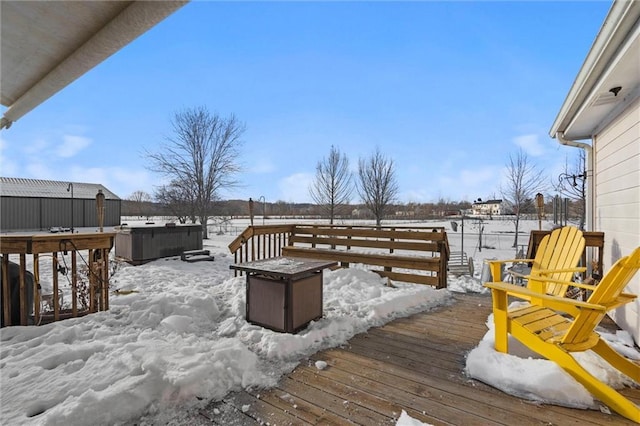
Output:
[594,97,640,342]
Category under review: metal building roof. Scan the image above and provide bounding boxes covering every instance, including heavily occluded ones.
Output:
[0,177,120,200]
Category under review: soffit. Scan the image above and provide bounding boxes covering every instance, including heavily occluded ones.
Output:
[565,28,640,140]
[550,1,640,140]
[1,1,187,129]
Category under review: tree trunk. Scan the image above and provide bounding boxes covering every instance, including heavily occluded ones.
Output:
[200,215,209,239]
[512,217,520,248]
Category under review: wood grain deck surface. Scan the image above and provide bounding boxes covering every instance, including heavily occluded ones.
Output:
[189,292,640,425]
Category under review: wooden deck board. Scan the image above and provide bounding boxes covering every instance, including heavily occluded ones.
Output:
[193,292,639,425]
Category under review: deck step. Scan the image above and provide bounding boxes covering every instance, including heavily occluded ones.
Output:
[180,249,214,262]
[448,252,474,276]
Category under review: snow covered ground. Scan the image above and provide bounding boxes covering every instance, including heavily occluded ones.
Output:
[1,218,637,425]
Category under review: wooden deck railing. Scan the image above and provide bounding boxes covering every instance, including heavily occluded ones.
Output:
[228,225,294,274]
[0,232,115,327]
[228,224,451,287]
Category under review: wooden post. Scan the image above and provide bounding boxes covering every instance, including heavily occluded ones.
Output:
[96,189,105,232]
[248,198,254,227]
[52,253,59,322]
[19,253,26,325]
[89,249,96,313]
[71,252,77,316]
[535,193,544,231]
[103,248,110,311]
[33,254,40,324]
[2,255,11,326]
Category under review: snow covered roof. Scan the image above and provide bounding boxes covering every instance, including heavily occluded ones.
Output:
[0,177,120,200]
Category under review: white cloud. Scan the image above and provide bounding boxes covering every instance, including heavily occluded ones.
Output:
[278,172,313,203]
[513,134,545,157]
[459,167,497,187]
[69,166,107,185]
[25,161,55,179]
[57,135,91,158]
[110,169,163,199]
[24,138,50,155]
[0,137,18,176]
[431,166,500,201]
[0,160,16,176]
[67,166,160,198]
[400,189,431,203]
[250,157,276,174]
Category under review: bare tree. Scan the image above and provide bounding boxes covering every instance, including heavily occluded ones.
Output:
[155,180,196,224]
[500,149,548,247]
[309,145,353,224]
[553,150,587,230]
[128,190,152,219]
[147,107,244,238]
[356,147,399,226]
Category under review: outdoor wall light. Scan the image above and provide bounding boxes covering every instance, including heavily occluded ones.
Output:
[559,171,587,188]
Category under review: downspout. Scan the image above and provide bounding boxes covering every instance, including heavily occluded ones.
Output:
[555,131,594,232]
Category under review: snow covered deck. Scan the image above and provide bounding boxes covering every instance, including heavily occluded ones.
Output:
[193,292,639,425]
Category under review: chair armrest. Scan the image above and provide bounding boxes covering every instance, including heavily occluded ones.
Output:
[484,281,607,312]
[606,293,638,310]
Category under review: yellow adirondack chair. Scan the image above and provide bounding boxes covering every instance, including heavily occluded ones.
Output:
[488,226,586,297]
[484,247,640,422]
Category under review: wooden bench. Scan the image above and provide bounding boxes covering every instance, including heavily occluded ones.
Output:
[280,224,450,288]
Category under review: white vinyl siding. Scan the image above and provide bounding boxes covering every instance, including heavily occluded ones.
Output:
[594,97,640,343]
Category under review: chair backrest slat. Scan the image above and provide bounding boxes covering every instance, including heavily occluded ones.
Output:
[562,247,640,344]
[530,227,585,296]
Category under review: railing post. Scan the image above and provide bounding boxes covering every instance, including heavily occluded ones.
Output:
[33,254,40,324]
[257,235,262,261]
[19,253,27,325]
[52,252,60,321]
[390,227,395,254]
[251,236,255,261]
[71,252,77,316]
[439,241,448,289]
[102,248,109,311]
[88,249,96,313]
[2,255,10,326]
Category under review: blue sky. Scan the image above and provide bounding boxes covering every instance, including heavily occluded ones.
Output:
[0,1,611,204]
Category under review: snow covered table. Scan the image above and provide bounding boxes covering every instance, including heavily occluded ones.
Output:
[230,257,337,333]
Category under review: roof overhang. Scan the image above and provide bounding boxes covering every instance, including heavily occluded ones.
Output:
[549,0,640,141]
[1,0,187,130]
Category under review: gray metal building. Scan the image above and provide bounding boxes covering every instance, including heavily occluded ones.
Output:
[1,177,121,232]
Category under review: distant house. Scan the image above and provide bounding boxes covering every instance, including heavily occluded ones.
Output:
[549,1,640,342]
[471,199,503,216]
[0,177,121,232]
